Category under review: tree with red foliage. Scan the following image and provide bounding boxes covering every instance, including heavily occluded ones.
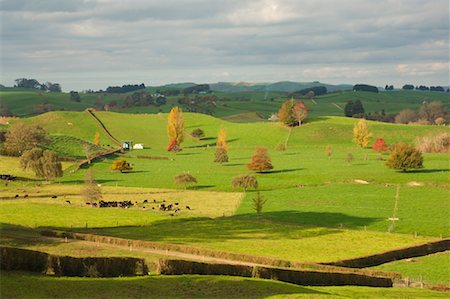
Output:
[372,137,388,152]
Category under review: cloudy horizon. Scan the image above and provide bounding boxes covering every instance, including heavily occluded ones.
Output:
[1,0,449,91]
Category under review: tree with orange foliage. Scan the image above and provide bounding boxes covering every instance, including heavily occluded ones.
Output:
[214,128,229,163]
[293,101,308,125]
[246,147,273,172]
[167,106,184,151]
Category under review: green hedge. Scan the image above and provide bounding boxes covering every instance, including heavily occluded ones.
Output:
[1,246,148,277]
[157,259,393,287]
[325,239,450,268]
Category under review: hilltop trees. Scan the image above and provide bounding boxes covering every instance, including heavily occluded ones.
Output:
[353,119,373,148]
[385,143,423,172]
[214,128,229,163]
[20,148,63,180]
[247,147,273,172]
[167,106,185,152]
[344,100,365,117]
[3,123,49,156]
[278,99,308,126]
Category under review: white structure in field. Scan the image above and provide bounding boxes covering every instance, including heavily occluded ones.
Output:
[133,143,144,150]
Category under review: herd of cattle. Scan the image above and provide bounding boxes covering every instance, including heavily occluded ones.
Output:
[11,192,192,216]
[83,198,191,216]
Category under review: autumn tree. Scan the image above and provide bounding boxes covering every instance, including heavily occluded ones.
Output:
[4,123,49,156]
[167,106,185,151]
[231,175,258,192]
[81,168,102,204]
[20,148,63,180]
[278,99,308,126]
[353,119,373,148]
[372,138,388,153]
[293,101,308,125]
[385,143,423,172]
[174,172,197,189]
[278,100,296,126]
[325,145,332,160]
[395,109,417,124]
[214,128,229,163]
[111,160,132,173]
[419,101,447,123]
[93,132,100,145]
[247,147,273,172]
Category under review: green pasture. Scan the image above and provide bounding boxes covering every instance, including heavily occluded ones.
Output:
[1,272,448,299]
[373,251,450,286]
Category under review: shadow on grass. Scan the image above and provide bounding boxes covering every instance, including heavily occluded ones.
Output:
[223,163,245,167]
[261,168,303,174]
[1,272,327,298]
[403,168,450,174]
[0,223,62,247]
[188,185,215,190]
[237,210,380,230]
[82,214,343,244]
[185,138,240,149]
[60,179,118,184]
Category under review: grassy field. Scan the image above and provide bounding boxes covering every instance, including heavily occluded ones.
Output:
[372,251,450,285]
[1,272,448,299]
[0,107,448,297]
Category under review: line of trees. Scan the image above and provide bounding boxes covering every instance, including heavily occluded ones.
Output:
[106,84,145,93]
[14,78,61,92]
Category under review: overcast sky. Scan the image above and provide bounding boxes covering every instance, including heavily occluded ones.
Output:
[1,0,449,91]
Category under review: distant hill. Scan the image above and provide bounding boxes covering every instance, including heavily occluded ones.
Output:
[209,81,353,93]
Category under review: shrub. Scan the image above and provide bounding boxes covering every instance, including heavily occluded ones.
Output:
[434,117,446,126]
[385,143,423,172]
[174,172,197,188]
[372,138,388,153]
[415,133,450,153]
[346,153,354,164]
[111,160,132,173]
[191,128,205,138]
[325,145,332,160]
[231,175,258,191]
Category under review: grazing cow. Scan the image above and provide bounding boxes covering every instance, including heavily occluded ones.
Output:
[162,199,166,203]
[152,207,155,210]
[175,202,179,206]
[143,199,148,203]
[24,194,28,198]
[153,199,157,203]
[51,195,58,199]
[14,194,19,198]
[86,202,91,205]
[93,203,98,207]
[169,213,174,217]
[186,206,191,210]
[66,200,71,204]
[174,208,180,212]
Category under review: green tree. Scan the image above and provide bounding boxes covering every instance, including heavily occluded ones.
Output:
[277,100,296,126]
[20,148,62,180]
[385,143,424,172]
[252,191,267,214]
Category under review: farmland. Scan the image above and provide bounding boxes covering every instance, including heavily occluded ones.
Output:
[0,101,449,297]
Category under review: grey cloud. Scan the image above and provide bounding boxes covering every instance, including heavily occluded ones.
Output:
[1,0,448,90]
